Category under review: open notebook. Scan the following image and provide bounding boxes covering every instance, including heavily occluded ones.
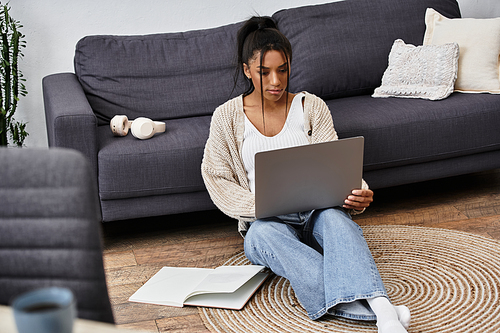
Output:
[129,265,269,310]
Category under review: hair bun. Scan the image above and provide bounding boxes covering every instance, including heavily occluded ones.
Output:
[256,16,277,30]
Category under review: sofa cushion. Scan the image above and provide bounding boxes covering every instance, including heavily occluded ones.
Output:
[326,93,500,171]
[423,8,500,94]
[75,23,244,125]
[97,116,211,200]
[273,0,461,100]
[372,39,459,101]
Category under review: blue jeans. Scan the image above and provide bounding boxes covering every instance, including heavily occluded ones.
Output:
[244,207,388,320]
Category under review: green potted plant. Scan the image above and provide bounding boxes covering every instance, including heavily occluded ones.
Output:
[0,2,27,147]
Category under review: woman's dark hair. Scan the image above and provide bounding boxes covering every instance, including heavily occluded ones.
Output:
[235,16,293,134]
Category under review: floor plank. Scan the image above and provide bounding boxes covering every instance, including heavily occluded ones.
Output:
[101,168,500,331]
[116,320,159,333]
[133,236,243,266]
[113,301,199,326]
[156,314,210,333]
[103,250,137,270]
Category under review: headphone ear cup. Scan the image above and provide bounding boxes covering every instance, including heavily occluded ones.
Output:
[110,115,131,136]
[130,117,155,140]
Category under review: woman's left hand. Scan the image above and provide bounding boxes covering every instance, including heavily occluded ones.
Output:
[343,189,374,211]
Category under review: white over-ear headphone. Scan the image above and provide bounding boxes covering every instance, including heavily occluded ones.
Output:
[110,115,166,140]
[110,115,131,136]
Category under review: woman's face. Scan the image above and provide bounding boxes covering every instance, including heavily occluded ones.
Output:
[243,49,289,103]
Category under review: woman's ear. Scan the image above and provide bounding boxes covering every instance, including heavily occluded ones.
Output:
[243,63,251,79]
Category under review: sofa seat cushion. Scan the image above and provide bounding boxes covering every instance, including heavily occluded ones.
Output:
[326,93,500,171]
[97,116,211,200]
[273,0,461,100]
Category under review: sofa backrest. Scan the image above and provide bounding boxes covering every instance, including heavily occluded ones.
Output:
[75,23,244,125]
[273,0,461,100]
[75,0,461,124]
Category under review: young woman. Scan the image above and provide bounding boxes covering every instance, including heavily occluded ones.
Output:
[201,16,410,333]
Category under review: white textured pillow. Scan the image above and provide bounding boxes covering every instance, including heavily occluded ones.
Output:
[372,39,459,100]
[423,8,500,94]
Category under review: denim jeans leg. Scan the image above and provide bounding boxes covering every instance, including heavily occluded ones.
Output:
[310,208,388,320]
[244,218,327,318]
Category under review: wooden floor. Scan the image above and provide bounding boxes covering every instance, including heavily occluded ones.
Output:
[101,168,500,332]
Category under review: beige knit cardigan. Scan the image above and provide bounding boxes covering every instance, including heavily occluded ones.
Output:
[201,91,368,234]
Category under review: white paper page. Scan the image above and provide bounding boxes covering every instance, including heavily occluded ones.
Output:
[184,272,268,310]
[129,267,212,307]
[187,265,264,298]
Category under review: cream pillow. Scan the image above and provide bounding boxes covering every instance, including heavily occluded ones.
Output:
[372,39,459,100]
[423,8,500,94]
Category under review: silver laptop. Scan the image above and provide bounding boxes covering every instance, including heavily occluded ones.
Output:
[254,136,364,219]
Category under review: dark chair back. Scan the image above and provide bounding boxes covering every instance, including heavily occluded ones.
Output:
[0,147,114,323]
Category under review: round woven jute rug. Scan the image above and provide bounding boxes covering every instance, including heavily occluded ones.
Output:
[199,225,500,333]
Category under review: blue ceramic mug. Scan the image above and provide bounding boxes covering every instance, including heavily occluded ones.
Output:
[11,287,76,333]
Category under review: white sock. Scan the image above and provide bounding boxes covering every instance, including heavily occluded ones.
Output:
[367,297,409,333]
[394,305,411,329]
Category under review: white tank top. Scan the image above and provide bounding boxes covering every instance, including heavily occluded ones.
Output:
[242,92,308,193]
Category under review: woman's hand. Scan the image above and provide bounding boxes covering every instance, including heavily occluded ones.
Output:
[343,189,374,211]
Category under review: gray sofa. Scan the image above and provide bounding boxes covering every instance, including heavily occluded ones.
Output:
[43,0,500,223]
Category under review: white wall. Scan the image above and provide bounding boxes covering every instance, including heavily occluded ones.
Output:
[8,0,500,147]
